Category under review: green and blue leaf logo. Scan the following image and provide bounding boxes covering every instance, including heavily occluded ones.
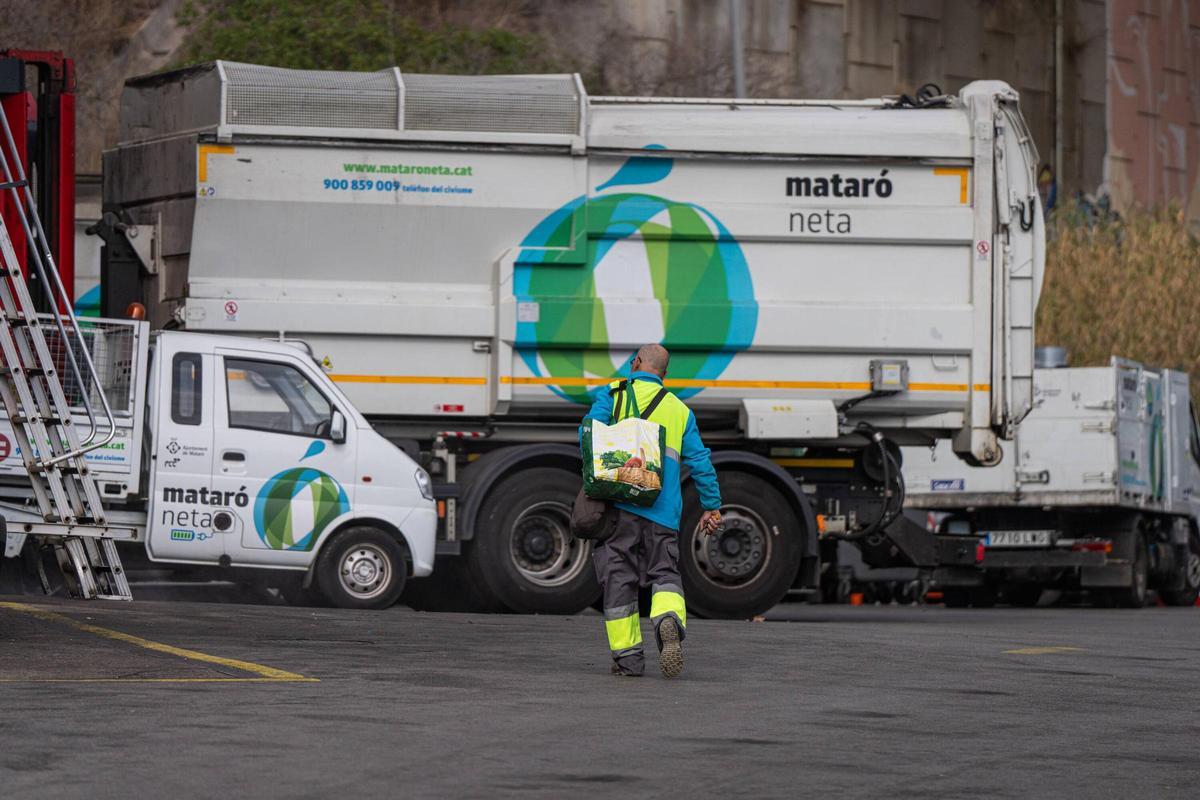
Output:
[254,466,349,551]
[514,146,758,403]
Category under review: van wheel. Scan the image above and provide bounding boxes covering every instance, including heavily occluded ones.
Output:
[466,467,600,614]
[316,527,408,610]
[679,472,802,619]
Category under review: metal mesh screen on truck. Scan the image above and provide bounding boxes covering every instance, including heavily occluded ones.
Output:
[38,317,138,416]
[215,62,581,136]
[222,62,400,130]
[402,73,580,135]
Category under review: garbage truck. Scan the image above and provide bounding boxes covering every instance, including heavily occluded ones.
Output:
[0,315,437,609]
[96,62,1045,617]
[898,358,1200,608]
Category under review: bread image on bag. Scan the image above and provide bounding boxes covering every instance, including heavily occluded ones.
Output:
[582,417,666,507]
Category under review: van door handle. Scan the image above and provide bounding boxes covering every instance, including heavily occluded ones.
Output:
[222,451,246,462]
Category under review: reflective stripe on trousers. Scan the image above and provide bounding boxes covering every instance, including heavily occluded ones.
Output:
[650,582,686,629]
[594,509,686,671]
[603,602,642,654]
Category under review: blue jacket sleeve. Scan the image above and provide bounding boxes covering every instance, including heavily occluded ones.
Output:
[578,386,614,444]
[681,411,721,510]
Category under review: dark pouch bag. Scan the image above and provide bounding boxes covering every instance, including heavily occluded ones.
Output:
[570,486,616,541]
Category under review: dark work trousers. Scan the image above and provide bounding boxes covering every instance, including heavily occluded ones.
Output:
[593,509,687,674]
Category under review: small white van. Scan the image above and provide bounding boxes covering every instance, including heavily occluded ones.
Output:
[0,317,435,609]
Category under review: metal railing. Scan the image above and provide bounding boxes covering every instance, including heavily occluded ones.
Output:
[0,106,117,463]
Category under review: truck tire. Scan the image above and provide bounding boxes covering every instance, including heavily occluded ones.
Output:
[315,526,408,610]
[466,467,600,614]
[1107,530,1149,609]
[1161,534,1200,607]
[679,472,802,619]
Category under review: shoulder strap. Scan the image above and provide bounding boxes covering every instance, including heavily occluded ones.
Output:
[641,387,669,420]
[608,380,629,424]
[626,381,641,419]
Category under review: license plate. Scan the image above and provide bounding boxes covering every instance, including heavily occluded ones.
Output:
[985,530,1053,548]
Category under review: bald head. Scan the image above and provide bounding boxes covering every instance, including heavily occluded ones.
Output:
[632,344,670,377]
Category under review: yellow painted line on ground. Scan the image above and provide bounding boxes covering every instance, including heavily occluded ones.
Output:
[197,144,236,182]
[934,166,970,204]
[0,678,312,684]
[0,602,317,683]
[1003,646,1084,655]
[0,681,314,686]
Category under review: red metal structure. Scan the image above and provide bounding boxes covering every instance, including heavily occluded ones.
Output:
[0,49,75,308]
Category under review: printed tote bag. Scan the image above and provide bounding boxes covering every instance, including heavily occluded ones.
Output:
[581,380,669,507]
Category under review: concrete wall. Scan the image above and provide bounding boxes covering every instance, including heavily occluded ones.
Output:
[7,0,1196,213]
[590,0,1199,214]
[590,0,1102,202]
[1105,0,1200,213]
[0,0,188,175]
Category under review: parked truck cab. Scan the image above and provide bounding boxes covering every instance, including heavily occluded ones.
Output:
[899,359,1200,608]
[0,319,436,609]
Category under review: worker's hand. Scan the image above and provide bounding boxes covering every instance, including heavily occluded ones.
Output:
[698,510,722,537]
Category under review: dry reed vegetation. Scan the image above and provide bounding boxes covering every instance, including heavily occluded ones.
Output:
[1037,205,1200,397]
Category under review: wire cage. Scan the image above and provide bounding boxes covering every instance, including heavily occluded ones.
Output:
[36,315,137,417]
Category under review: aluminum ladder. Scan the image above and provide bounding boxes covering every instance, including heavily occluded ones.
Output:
[0,101,130,600]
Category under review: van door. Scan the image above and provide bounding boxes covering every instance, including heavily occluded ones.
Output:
[147,350,221,562]
[212,350,357,567]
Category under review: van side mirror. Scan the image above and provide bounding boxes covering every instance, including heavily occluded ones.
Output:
[330,409,347,444]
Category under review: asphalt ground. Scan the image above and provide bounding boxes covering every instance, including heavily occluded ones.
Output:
[1,597,1197,799]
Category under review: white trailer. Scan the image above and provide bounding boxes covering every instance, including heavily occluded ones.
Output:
[98,63,1045,617]
[900,359,1200,607]
[0,316,436,608]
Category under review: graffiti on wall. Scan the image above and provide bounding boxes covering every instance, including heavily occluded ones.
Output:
[1107,0,1200,215]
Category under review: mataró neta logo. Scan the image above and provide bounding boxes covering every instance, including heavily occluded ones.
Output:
[254,466,349,551]
[514,145,759,404]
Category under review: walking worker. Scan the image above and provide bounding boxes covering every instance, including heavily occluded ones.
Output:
[581,344,722,678]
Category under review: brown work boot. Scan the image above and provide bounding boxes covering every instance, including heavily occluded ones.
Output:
[658,617,683,678]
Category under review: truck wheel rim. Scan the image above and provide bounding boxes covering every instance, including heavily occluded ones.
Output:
[339,545,391,600]
[691,504,772,590]
[510,501,590,588]
[1187,553,1200,588]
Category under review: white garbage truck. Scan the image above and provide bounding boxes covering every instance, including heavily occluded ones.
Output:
[0,316,436,608]
[898,358,1200,608]
[96,63,1045,617]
